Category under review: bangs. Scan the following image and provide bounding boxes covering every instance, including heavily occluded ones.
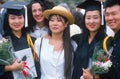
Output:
[49,14,68,25]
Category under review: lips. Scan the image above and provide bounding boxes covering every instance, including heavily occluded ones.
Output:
[108,22,115,27]
[14,25,21,28]
[35,15,43,20]
[36,16,42,20]
[89,25,95,28]
[52,27,58,30]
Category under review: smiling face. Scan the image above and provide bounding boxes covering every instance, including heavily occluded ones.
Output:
[85,10,101,32]
[49,15,68,34]
[105,5,120,33]
[8,14,24,32]
[32,3,44,23]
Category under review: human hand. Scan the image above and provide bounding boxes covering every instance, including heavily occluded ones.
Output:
[82,68,93,79]
[10,59,25,71]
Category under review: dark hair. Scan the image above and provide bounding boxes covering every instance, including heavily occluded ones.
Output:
[3,12,26,36]
[48,14,68,36]
[48,14,74,78]
[104,0,120,8]
[43,0,55,10]
[0,0,5,4]
[82,9,106,41]
[27,0,44,32]
[27,0,54,32]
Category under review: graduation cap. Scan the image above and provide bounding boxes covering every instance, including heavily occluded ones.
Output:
[77,0,104,25]
[2,1,28,27]
[77,0,101,11]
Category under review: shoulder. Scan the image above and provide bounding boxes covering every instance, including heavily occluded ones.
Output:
[71,33,85,44]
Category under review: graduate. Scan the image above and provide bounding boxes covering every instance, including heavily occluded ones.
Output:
[100,0,120,79]
[71,0,107,79]
[0,1,40,79]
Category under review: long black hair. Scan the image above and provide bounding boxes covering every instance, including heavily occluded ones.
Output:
[48,14,74,79]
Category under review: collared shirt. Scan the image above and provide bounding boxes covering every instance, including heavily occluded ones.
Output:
[30,26,48,39]
[106,25,115,36]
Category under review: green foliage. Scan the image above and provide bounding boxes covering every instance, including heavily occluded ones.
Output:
[4,0,84,8]
[90,45,112,75]
[92,46,106,62]
[0,41,11,59]
[0,40,13,65]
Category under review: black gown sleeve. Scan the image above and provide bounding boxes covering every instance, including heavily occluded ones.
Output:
[0,65,5,76]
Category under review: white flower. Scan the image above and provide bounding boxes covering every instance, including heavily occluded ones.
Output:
[91,60,112,74]
[0,40,3,43]
[102,60,112,70]
[0,38,8,43]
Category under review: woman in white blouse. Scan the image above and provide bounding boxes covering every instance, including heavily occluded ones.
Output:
[34,6,77,79]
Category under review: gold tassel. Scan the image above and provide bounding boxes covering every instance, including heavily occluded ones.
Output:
[103,36,114,57]
[27,34,38,61]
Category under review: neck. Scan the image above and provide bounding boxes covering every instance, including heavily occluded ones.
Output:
[12,31,22,38]
[48,33,63,52]
[51,33,63,41]
[36,22,45,28]
[88,31,97,44]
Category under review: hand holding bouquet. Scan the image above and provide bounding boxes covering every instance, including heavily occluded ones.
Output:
[80,36,113,79]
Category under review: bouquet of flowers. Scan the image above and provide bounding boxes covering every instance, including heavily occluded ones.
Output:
[0,37,14,65]
[90,45,112,75]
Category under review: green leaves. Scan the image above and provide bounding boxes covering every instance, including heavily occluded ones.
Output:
[0,39,14,65]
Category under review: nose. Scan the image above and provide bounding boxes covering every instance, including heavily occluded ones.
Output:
[36,11,39,15]
[14,19,19,23]
[89,18,94,23]
[52,20,58,25]
[36,10,42,15]
[107,14,114,20]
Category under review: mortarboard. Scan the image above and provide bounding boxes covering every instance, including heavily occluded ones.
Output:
[77,0,101,11]
[77,0,104,25]
[2,1,28,16]
[2,1,28,27]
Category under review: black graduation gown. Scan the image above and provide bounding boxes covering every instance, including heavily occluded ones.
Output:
[72,32,106,79]
[0,34,40,79]
[100,30,120,79]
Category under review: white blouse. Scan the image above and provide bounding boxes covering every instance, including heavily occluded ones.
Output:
[34,38,77,79]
